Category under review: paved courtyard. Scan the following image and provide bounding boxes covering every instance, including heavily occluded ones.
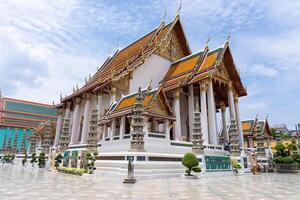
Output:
[0,165,299,200]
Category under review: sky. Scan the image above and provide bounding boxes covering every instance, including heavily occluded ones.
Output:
[0,0,299,129]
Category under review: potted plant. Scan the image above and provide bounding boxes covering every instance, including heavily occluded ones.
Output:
[231,159,241,174]
[30,153,37,167]
[54,154,63,170]
[86,152,98,174]
[182,152,201,178]
[22,153,28,166]
[38,152,46,168]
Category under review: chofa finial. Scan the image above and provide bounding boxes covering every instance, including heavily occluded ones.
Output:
[176,1,182,16]
[226,32,231,43]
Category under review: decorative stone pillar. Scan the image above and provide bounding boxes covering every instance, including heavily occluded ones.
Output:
[70,98,81,145]
[188,84,194,141]
[173,88,181,140]
[86,107,98,152]
[192,105,204,154]
[110,86,116,105]
[220,102,228,143]
[119,116,126,140]
[59,102,71,151]
[200,82,209,144]
[54,108,63,147]
[234,95,244,148]
[227,81,236,120]
[130,87,145,151]
[80,93,92,144]
[207,79,218,145]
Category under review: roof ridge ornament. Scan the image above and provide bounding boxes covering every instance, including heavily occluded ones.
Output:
[226,32,231,43]
[162,9,167,22]
[176,1,182,17]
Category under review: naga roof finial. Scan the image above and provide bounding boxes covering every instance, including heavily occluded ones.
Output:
[176,1,182,17]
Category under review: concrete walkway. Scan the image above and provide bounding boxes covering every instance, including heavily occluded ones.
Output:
[0,165,299,200]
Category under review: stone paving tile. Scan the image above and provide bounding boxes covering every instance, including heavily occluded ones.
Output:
[0,165,300,200]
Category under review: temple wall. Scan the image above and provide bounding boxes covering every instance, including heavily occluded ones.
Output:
[129,54,171,93]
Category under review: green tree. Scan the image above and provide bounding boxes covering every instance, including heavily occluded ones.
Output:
[86,152,97,174]
[275,142,286,156]
[22,153,28,166]
[30,153,37,167]
[38,152,46,168]
[182,152,201,176]
[54,154,63,169]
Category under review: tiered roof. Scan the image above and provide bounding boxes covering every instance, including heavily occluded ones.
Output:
[242,119,272,138]
[99,87,174,124]
[161,42,247,97]
[61,17,191,103]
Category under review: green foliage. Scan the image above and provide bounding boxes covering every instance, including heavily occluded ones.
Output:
[281,156,295,164]
[22,153,27,166]
[287,143,297,155]
[231,159,241,172]
[54,154,63,169]
[1,154,14,164]
[192,166,201,173]
[182,152,200,175]
[57,167,86,176]
[292,154,300,163]
[275,142,286,156]
[271,128,277,138]
[273,156,283,163]
[38,152,46,168]
[30,153,37,166]
[86,152,97,174]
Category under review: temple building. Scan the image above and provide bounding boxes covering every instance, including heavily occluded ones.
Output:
[242,117,272,158]
[0,94,58,154]
[54,13,250,176]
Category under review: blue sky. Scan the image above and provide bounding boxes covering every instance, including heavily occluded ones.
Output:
[0,0,299,128]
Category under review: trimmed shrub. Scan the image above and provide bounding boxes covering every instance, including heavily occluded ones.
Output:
[38,152,46,168]
[281,156,295,164]
[58,167,87,176]
[192,166,201,173]
[231,158,241,173]
[182,152,200,175]
[30,153,37,167]
[273,156,283,163]
[54,154,63,169]
[292,154,300,163]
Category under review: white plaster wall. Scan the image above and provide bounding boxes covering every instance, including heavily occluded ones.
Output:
[102,93,111,112]
[180,94,189,139]
[129,54,171,93]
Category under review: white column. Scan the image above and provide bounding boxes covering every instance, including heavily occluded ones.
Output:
[97,92,103,117]
[120,116,126,140]
[54,108,63,147]
[143,116,149,137]
[102,125,107,142]
[80,93,92,144]
[70,98,81,145]
[164,119,170,140]
[188,84,194,141]
[227,82,236,120]
[234,95,244,148]
[110,86,116,105]
[110,119,116,141]
[173,88,181,140]
[200,82,209,144]
[207,79,218,145]
[220,103,229,142]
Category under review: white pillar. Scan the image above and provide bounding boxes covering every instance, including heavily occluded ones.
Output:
[207,79,218,145]
[120,116,126,140]
[110,86,116,105]
[164,119,170,140]
[188,84,194,141]
[234,95,244,148]
[70,98,81,145]
[80,93,92,144]
[110,119,116,141]
[200,82,209,144]
[227,82,236,120]
[54,108,63,147]
[143,116,149,137]
[97,92,103,118]
[173,89,181,140]
[220,103,229,142]
[102,125,107,142]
